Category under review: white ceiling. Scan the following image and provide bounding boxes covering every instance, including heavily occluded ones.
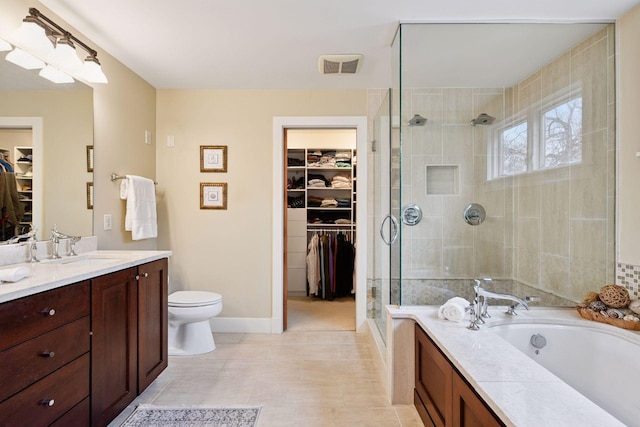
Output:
[37,0,640,89]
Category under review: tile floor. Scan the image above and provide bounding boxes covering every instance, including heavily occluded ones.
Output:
[110,330,423,426]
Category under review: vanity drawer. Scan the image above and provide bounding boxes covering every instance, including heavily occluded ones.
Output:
[0,316,90,402]
[0,353,89,427]
[0,281,90,351]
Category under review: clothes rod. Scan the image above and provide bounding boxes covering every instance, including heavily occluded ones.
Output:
[110,173,158,185]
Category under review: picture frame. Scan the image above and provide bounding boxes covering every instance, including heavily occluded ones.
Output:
[200,182,227,210]
[200,145,227,172]
[86,182,93,209]
[86,145,94,172]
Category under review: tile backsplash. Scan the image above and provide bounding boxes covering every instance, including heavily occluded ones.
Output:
[617,263,640,298]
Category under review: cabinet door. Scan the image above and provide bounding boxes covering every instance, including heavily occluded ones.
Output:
[452,373,503,427]
[415,324,452,427]
[137,258,169,393]
[91,268,138,427]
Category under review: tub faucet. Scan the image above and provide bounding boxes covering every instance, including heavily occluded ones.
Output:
[468,279,529,331]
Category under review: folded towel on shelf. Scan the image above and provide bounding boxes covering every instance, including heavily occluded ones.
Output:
[438,297,470,322]
[123,175,157,240]
[0,266,29,283]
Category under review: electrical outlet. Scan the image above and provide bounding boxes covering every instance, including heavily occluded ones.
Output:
[167,135,175,148]
[103,214,112,231]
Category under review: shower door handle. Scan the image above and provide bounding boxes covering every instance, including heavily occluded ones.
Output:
[380,214,399,245]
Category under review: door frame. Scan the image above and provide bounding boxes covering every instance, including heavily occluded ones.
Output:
[272,116,368,333]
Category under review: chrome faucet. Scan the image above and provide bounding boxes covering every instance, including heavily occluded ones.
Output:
[50,225,81,258]
[1,228,39,262]
[468,279,529,331]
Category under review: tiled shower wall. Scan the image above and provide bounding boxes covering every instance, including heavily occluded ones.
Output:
[400,25,615,304]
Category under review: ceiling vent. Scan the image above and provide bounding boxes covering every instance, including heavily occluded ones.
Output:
[318,54,363,75]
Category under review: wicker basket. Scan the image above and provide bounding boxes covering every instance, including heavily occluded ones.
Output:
[576,306,640,331]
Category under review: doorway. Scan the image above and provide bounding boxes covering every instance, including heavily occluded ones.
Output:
[285,128,357,331]
[272,116,368,333]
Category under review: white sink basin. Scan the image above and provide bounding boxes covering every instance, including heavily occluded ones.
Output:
[40,255,124,266]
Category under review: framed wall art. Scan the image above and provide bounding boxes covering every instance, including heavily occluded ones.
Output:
[200,182,227,210]
[86,182,93,209]
[86,145,94,172]
[200,145,227,172]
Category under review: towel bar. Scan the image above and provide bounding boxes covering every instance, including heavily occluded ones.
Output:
[110,173,157,185]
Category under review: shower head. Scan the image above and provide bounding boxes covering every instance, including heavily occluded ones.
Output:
[408,114,427,127]
[470,113,496,126]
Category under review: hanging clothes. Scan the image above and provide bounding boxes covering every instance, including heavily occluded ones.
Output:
[305,230,355,300]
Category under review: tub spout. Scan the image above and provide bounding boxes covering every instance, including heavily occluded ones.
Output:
[468,280,529,330]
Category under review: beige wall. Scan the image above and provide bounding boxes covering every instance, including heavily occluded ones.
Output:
[618,7,640,266]
[156,89,366,320]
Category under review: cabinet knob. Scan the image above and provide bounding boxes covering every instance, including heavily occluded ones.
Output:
[142,272,149,278]
[40,399,55,407]
[42,308,56,316]
[40,351,55,358]
[134,275,140,280]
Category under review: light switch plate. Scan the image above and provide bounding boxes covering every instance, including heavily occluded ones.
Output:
[145,130,152,145]
[103,214,112,231]
[167,135,175,148]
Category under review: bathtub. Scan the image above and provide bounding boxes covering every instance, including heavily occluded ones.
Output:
[490,322,640,426]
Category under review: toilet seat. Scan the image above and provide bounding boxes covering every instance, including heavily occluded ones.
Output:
[169,291,222,307]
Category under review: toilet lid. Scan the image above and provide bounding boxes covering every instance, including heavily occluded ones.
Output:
[168,291,222,307]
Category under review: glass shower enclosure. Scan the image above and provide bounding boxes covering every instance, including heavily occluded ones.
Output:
[368,22,616,339]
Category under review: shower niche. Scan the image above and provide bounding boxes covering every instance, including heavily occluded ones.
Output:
[425,165,458,195]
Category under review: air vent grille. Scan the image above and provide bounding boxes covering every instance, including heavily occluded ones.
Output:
[318,54,363,75]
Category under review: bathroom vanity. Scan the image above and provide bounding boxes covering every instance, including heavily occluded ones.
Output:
[0,250,171,427]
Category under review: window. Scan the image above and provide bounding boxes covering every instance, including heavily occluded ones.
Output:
[542,96,582,168]
[488,91,582,180]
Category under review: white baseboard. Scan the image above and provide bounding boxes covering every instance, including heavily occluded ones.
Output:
[210,317,273,333]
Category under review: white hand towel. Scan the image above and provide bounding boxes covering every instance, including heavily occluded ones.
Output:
[124,175,157,240]
[119,179,128,200]
[438,297,470,322]
[0,266,29,283]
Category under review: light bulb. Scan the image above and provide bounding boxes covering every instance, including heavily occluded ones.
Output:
[50,37,82,72]
[80,55,108,83]
[5,47,45,69]
[39,64,74,84]
[12,17,53,56]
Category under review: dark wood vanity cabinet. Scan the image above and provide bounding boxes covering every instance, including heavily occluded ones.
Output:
[415,324,504,427]
[91,258,169,427]
[0,256,169,427]
[137,258,169,392]
[90,266,138,427]
[0,282,91,426]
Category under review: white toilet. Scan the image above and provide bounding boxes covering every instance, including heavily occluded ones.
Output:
[168,291,223,356]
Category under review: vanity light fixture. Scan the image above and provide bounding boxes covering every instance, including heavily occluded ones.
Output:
[7,8,108,83]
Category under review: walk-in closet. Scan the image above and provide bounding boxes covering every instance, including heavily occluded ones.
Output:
[284,128,357,331]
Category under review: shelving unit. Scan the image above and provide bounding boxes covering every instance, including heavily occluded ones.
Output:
[13,146,33,233]
[286,148,356,296]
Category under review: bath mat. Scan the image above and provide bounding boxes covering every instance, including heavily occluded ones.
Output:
[120,404,261,427]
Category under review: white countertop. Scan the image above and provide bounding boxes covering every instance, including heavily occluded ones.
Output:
[389,305,630,427]
[0,250,172,303]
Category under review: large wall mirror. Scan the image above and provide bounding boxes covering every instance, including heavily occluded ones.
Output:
[0,56,93,241]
